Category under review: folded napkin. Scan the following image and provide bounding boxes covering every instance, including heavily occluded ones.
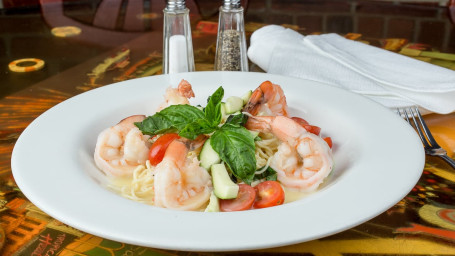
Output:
[248,25,455,114]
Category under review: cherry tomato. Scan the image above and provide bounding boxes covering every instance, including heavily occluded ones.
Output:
[220,184,256,212]
[323,137,333,148]
[291,116,309,126]
[305,125,321,136]
[148,133,180,166]
[253,181,285,209]
[291,117,321,135]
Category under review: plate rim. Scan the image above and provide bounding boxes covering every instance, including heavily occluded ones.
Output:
[11,71,425,251]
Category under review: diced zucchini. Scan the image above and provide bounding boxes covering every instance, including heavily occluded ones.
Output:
[225,96,244,114]
[221,102,228,122]
[221,102,226,115]
[204,192,220,212]
[249,130,259,139]
[211,164,239,199]
[241,90,252,105]
[200,139,221,170]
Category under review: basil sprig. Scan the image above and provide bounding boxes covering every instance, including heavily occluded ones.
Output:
[135,104,206,138]
[211,116,256,184]
[204,86,224,126]
[135,86,257,183]
[254,166,277,181]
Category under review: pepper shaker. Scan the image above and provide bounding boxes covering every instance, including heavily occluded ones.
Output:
[214,0,248,71]
[162,0,195,74]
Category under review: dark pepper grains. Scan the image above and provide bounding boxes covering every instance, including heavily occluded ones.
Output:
[215,29,242,71]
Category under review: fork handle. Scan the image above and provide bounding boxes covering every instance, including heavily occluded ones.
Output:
[438,154,455,170]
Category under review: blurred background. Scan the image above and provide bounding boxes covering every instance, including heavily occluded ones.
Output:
[1,0,454,97]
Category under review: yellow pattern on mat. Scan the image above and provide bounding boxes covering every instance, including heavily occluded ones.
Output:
[257,238,455,256]
[426,165,455,182]
[419,204,455,231]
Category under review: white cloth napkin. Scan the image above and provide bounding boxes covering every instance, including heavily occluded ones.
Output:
[248,25,455,114]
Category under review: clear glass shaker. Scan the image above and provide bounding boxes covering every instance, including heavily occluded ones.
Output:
[214,0,249,71]
[162,0,195,74]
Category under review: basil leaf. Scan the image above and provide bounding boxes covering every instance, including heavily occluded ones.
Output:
[135,104,204,136]
[210,125,256,184]
[254,166,277,181]
[204,86,224,126]
[225,113,248,127]
[179,119,216,140]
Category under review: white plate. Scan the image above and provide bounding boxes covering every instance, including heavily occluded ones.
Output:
[12,71,424,251]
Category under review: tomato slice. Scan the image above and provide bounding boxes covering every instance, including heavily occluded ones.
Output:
[253,181,285,209]
[219,184,256,212]
[148,133,180,166]
[291,116,309,126]
[305,125,321,136]
[323,137,333,148]
[291,117,321,135]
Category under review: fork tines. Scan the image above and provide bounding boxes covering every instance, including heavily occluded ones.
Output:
[397,106,455,170]
[397,107,435,150]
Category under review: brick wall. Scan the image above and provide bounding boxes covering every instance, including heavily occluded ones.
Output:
[245,0,455,52]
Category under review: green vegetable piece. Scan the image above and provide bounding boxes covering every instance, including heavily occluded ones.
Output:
[211,163,239,199]
[204,86,224,126]
[210,125,256,184]
[220,102,228,122]
[224,113,248,127]
[200,138,221,170]
[241,90,253,105]
[224,96,244,114]
[254,166,278,181]
[249,130,259,139]
[135,104,204,136]
[204,192,221,212]
[135,87,225,139]
[179,118,216,140]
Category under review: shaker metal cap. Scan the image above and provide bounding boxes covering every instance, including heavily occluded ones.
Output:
[223,0,241,9]
[166,0,186,11]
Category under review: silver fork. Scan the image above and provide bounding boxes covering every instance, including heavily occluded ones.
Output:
[397,106,455,170]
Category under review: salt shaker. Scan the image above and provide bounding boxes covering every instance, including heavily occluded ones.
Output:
[214,0,248,71]
[162,0,195,74]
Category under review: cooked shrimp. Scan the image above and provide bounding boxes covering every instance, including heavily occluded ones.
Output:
[180,134,208,153]
[247,115,333,192]
[154,140,212,210]
[157,79,195,111]
[94,115,151,177]
[243,81,289,117]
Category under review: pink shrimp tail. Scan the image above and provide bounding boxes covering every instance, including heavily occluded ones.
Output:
[246,115,308,144]
[177,79,195,99]
[245,116,273,132]
[180,135,208,152]
[243,81,289,117]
